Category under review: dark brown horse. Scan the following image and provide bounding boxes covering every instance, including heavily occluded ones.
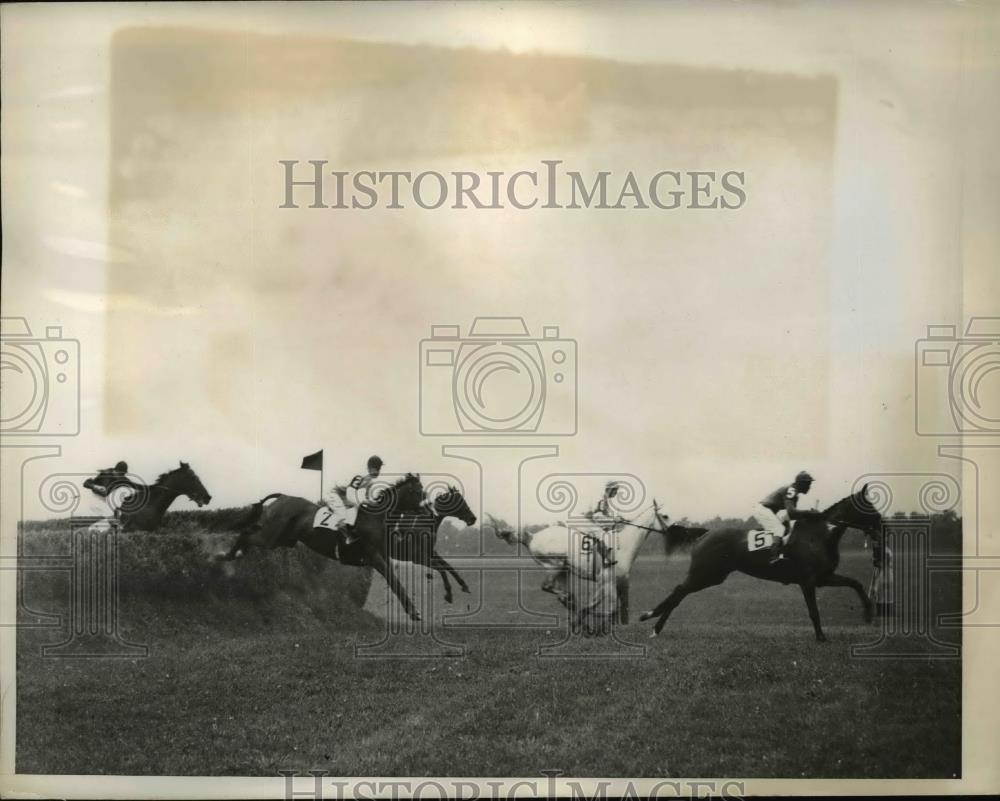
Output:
[386,485,477,603]
[221,475,476,619]
[639,485,883,642]
[83,461,212,531]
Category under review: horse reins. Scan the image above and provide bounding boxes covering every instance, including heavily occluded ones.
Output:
[600,504,668,535]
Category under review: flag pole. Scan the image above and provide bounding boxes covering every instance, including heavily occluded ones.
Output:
[301,449,325,503]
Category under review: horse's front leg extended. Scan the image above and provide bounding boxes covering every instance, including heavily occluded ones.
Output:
[437,566,455,604]
[437,552,470,594]
[821,572,874,623]
[800,580,827,642]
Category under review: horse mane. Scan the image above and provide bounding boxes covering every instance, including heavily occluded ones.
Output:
[821,487,875,519]
[392,472,421,489]
[155,462,195,485]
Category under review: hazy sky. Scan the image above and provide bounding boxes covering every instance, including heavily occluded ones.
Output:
[3,2,997,524]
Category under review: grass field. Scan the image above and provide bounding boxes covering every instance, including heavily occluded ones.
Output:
[16,529,961,778]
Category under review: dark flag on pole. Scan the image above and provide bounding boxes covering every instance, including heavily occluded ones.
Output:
[301,450,324,502]
[301,450,323,471]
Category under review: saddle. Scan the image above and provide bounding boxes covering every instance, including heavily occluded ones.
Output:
[312,507,368,566]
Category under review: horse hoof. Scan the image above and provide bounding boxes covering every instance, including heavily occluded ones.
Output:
[638,610,653,622]
[461,586,471,594]
[444,596,453,605]
[648,630,659,639]
[817,634,828,643]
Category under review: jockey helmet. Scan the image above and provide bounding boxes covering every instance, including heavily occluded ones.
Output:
[795,470,814,484]
[114,461,128,473]
[605,480,620,496]
[367,455,384,470]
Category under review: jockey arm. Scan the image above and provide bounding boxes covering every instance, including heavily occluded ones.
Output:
[783,487,813,521]
[344,475,374,508]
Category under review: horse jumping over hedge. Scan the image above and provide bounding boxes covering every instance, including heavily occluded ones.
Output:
[221,475,476,619]
[83,461,212,531]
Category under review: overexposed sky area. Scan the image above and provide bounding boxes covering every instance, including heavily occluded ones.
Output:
[2,2,997,524]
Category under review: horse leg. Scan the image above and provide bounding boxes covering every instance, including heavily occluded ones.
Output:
[436,552,471,594]
[430,551,469,601]
[436,563,455,604]
[370,551,421,621]
[541,569,573,610]
[800,580,827,642]
[820,572,874,623]
[639,571,727,637]
[617,576,629,625]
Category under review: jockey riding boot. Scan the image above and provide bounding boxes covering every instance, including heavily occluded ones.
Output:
[768,536,786,564]
[342,524,359,545]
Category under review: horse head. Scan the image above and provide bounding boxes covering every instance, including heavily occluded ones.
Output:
[822,483,884,542]
[486,514,517,545]
[159,461,212,507]
[429,484,477,527]
[651,500,703,556]
[651,499,671,533]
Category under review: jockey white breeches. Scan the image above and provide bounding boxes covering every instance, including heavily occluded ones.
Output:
[752,503,789,543]
[325,494,358,529]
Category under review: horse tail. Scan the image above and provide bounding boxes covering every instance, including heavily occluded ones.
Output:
[662,524,708,557]
[230,493,284,533]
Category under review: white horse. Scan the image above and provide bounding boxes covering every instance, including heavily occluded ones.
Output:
[495,502,671,627]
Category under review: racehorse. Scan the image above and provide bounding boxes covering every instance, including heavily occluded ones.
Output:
[83,461,212,531]
[639,485,884,642]
[496,502,673,626]
[386,485,477,603]
[220,475,475,620]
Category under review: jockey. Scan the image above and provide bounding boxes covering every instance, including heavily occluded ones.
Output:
[588,480,622,530]
[324,455,384,543]
[754,470,815,563]
[83,461,141,519]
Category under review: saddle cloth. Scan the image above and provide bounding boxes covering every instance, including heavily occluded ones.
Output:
[313,507,339,531]
[746,530,776,552]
